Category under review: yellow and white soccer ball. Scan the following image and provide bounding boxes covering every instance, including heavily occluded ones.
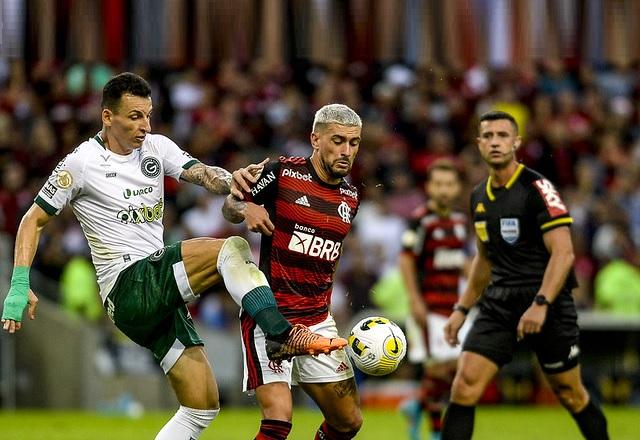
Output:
[346,316,407,376]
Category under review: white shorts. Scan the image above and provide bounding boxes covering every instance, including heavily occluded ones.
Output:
[240,313,354,392]
[405,310,474,364]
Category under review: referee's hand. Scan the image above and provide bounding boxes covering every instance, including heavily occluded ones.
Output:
[444,312,466,347]
[516,304,547,341]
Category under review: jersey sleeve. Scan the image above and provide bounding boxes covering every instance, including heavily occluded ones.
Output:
[34,150,84,216]
[156,134,199,181]
[530,178,573,232]
[245,161,280,206]
[401,218,420,255]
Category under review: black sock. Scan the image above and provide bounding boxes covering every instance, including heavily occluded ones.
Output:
[441,402,475,440]
[253,307,291,340]
[571,398,609,440]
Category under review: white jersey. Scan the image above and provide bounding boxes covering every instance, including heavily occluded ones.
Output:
[35,133,198,302]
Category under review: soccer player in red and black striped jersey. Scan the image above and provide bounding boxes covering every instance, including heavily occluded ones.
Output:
[399,159,468,440]
[441,111,609,440]
[223,104,363,440]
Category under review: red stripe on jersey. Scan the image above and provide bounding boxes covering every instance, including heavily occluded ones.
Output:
[533,179,568,217]
[240,312,262,390]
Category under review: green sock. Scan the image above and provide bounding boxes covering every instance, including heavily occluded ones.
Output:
[241,286,291,338]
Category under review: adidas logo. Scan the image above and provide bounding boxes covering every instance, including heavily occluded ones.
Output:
[295,195,311,207]
[335,361,350,373]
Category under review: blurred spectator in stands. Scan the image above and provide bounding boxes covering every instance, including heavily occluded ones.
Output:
[60,255,102,322]
[593,222,640,316]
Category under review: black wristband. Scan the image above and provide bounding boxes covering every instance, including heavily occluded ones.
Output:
[453,303,470,315]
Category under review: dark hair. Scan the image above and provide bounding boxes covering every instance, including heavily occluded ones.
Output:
[101,72,151,111]
[478,110,518,134]
[426,158,462,182]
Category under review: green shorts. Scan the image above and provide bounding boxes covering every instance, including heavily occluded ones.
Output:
[105,242,203,374]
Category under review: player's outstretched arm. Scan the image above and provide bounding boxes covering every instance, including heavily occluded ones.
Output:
[180,158,268,199]
[1,204,51,333]
[223,196,275,236]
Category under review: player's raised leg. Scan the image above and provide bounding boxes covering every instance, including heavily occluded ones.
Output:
[545,365,609,439]
[181,236,347,359]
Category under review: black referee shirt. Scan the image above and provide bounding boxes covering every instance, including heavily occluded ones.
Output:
[470,164,578,290]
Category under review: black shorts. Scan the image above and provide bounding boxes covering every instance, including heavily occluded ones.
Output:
[463,286,580,374]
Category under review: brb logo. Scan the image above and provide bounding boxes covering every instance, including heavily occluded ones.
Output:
[534,179,568,217]
[288,223,341,261]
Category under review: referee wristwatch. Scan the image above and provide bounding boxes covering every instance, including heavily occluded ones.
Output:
[533,294,551,307]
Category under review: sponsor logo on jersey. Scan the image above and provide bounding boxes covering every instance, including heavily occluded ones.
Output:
[251,171,275,196]
[123,186,154,199]
[106,172,117,178]
[42,182,58,198]
[141,156,161,178]
[116,200,164,224]
[500,218,519,244]
[100,154,110,162]
[282,168,312,181]
[475,202,486,213]
[335,361,351,373]
[288,223,341,261]
[433,248,466,269]
[55,170,73,189]
[337,201,352,224]
[340,187,358,199]
[295,195,311,207]
[534,179,568,217]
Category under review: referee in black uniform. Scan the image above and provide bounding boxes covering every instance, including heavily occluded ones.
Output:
[441,111,609,440]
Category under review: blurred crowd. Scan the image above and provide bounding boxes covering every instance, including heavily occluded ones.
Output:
[2,56,640,331]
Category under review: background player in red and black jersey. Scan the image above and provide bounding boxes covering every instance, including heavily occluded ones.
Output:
[223,104,363,440]
[441,111,609,440]
[399,159,468,440]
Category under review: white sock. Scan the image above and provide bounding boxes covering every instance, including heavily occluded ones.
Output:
[217,236,269,306]
[155,405,219,440]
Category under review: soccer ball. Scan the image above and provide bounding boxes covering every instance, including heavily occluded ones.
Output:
[346,316,407,376]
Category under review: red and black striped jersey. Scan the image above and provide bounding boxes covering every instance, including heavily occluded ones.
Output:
[401,205,467,315]
[245,156,360,326]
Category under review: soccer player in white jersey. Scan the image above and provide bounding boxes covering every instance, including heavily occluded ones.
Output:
[1,72,346,440]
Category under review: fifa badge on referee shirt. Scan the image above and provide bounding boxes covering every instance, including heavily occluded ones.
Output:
[500,218,520,244]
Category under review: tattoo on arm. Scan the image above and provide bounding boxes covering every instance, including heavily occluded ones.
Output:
[222,196,247,224]
[180,163,232,195]
[333,378,357,398]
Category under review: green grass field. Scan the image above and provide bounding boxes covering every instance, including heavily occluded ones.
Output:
[0,406,637,439]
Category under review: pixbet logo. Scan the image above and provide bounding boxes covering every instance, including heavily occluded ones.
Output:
[282,168,312,181]
[288,223,341,261]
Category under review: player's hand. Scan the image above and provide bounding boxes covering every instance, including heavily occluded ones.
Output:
[2,289,39,334]
[231,158,269,199]
[243,202,275,236]
[444,311,466,347]
[516,304,548,341]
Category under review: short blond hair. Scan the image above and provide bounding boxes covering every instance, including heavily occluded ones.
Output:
[312,104,362,132]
